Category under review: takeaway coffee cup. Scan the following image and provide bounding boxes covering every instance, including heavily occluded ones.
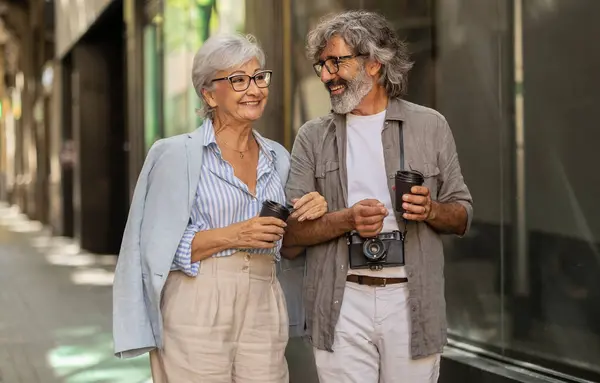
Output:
[259,200,291,222]
[395,170,425,213]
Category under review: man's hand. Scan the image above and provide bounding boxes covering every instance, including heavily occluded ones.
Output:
[290,191,328,222]
[350,199,388,238]
[401,186,436,221]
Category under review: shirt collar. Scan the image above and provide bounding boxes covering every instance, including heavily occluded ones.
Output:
[201,118,277,161]
[383,97,407,121]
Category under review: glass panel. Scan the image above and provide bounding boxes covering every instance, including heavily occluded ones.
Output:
[507,0,600,375]
[287,0,600,379]
[161,0,245,139]
[437,0,513,351]
[290,0,435,139]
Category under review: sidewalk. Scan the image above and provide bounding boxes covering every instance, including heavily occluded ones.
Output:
[0,203,151,383]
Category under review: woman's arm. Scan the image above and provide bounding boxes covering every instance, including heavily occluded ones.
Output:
[190,226,238,263]
[190,216,287,263]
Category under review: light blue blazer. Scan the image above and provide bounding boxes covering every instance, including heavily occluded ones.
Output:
[112,120,306,358]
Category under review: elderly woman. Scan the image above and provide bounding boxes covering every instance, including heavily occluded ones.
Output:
[112,33,325,383]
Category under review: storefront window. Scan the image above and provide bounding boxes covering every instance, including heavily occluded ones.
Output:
[289,0,600,380]
[143,17,162,152]
[143,0,245,150]
[290,0,434,140]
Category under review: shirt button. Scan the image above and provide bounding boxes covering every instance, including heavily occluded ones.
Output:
[334,300,339,305]
[340,265,344,270]
[412,306,417,312]
[244,254,251,261]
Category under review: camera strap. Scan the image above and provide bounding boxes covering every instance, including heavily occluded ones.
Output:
[398,122,408,241]
[399,122,405,171]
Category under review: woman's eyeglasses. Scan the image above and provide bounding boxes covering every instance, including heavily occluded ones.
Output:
[211,70,272,92]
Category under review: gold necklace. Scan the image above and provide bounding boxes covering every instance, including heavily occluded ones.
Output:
[217,136,252,159]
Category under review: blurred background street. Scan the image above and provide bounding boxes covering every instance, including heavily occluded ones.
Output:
[0,0,599,382]
[0,202,151,382]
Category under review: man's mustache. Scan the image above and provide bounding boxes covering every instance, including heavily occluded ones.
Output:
[325,79,348,93]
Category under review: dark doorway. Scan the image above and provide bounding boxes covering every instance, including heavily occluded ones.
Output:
[61,54,74,238]
[70,0,128,254]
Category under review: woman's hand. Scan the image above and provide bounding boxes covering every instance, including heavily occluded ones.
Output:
[289,191,328,222]
[229,216,287,249]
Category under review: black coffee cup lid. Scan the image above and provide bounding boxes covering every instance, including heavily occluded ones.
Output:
[261,199,291,221]
[396,170,424,183]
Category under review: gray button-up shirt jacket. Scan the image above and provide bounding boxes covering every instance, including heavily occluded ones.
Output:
[285,98,473,359]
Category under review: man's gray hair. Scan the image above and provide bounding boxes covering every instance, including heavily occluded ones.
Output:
[306,10,413,98]
[191,33,266,118]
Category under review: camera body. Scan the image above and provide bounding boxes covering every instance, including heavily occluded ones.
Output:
[347,231,405,271]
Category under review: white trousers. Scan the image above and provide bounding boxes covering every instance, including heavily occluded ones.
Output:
[313,281,440,383]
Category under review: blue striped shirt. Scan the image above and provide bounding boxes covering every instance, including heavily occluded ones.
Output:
[172,121,286,277]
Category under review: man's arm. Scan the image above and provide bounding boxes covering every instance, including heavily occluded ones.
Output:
[284,200,389,255]
[401,116,473,236]
[282,124,388,254]
[283,209,354,249]
[426,200,468,235]
[282,123,361,254]
[430,116,473,236]
[282,124,349,253]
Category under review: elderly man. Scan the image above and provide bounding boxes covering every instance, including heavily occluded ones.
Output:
[283,10,473,383]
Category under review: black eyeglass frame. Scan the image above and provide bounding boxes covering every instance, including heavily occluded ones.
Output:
[312,54,367,76]
[211,70,273,92]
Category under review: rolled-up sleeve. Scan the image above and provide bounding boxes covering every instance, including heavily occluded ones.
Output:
[285,124,317,203]
[436,116,474,236]
[172,194,207,277]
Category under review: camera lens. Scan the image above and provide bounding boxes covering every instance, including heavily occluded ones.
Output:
[259,200,291,222]
[362,238,386,261]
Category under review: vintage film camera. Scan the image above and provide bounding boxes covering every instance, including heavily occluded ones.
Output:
[346,123,425,271]
[347,231,405,271]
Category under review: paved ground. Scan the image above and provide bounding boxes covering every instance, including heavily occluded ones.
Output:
[0,203,151,383]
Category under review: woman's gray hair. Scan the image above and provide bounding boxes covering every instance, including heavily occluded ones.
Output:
[191,33,266,118]
[306,10,413,98]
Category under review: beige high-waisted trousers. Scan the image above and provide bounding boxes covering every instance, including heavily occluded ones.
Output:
[150,251,289,383]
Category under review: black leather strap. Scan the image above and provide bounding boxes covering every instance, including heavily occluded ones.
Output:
[399,122,405,171]
[398,121,408,239]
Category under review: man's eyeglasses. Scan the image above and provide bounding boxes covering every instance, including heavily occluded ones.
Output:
[312,55,366,76]
[211,70,272,92]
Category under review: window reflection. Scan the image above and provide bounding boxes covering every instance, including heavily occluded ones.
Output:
[143,0,246,151]
[289,0,600,379]
[438,0,512,352]
[290,0,435,139]
[516,0,600,374]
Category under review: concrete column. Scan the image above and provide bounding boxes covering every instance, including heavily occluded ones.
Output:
[0,45,7,201]
[20,6,36,217]
[124,0,145,200]
[245,0,285,144]
[48,60,63,235]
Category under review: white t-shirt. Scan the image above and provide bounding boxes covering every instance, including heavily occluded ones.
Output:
[346,110,406,278]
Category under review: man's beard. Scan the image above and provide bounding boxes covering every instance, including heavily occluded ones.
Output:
[327,66,373,114]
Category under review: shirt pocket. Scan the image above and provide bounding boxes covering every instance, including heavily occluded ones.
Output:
[315,160,341,208]
[408,161,441,200]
